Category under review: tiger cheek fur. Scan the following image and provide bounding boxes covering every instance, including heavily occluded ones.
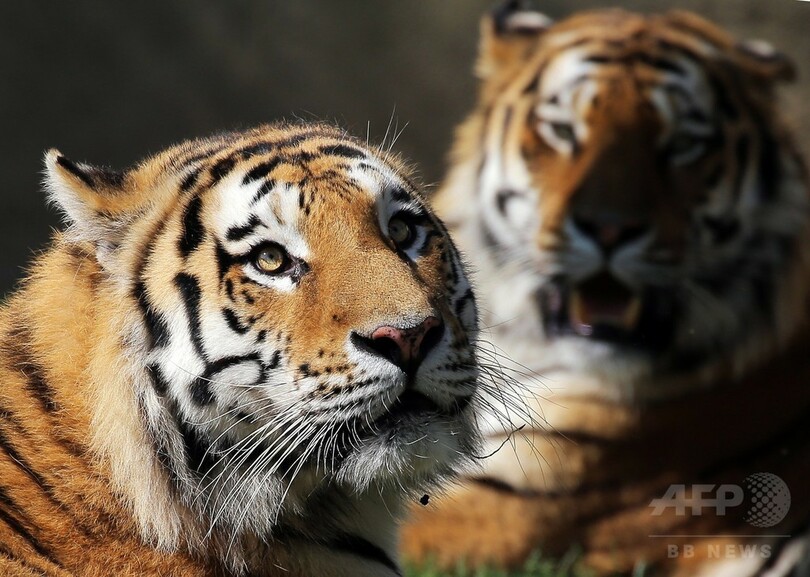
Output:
[0,123,481,577]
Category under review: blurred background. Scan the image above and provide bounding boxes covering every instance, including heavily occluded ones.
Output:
[1,0,808,296]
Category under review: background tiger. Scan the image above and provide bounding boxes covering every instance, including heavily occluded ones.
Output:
[401,3,810,576]
[0,123,484,577]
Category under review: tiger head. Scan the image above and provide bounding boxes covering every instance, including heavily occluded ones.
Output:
[43,124,480,561]
[439,3,810,397]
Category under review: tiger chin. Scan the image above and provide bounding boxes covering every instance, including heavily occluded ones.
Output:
[0,123,483,576]
[401,4,810,577]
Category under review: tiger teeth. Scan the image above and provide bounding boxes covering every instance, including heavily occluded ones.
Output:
[567,291,642,331]
[569,290,588,326]
[568,290,594,336]
[622,297,642,329]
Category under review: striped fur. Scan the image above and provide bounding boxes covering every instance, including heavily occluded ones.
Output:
[401,6,810,577]
[0,123,482,576]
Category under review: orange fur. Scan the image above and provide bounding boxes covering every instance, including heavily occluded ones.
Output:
[402,6,810,576]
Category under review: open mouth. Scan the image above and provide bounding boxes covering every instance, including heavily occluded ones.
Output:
[569,273,642,336]
[537,272,676,350]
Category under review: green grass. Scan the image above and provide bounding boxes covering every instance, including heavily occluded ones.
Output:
[405,551,595,577]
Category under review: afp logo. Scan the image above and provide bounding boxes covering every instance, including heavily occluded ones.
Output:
[649,473,791,528]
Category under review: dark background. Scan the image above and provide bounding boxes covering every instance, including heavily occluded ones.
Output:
[2,1,808,296]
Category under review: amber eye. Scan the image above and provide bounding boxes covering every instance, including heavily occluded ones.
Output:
[253,244,289,274]
[388,214,415,248]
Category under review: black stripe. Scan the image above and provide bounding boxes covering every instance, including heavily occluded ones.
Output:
[145,363,169,396]
[133,281,170,349]
[94,167,125,188]
[0,429,55,498]
[132,211,169,348]
[0,427,92,533]
[177,420,217,476]
[206,353,261,379]
[215,242,237,283]
[273,525,401,576]
[703,216,740,244]
[180,168,202,192]
[318,143,366,160]
[417,229,442,258]
[329,533,401,575]
[226,215,261,242]
[173,142,232,172]
[495,188,521,216]
[189,376,215,406]
[178,194,205,257]
[242,158,282,186]
[225,278,236,301]
[235,132,314,159]
[389,186,410,203]
[0,488,57,564]
[454,288,474,319]
[55,155,95,188]
[23,361,58,414]
[191,353,262,406]
[174,273,206,360]
[637,53,686,75]
[3,327,59,414]
[733,135,750,200]
[210,156,237,184]
[266,350,281,369]
[223,308,250,334]
[757,125,782,201]
[251,179,276,205]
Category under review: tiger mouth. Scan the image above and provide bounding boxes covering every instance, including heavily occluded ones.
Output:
[569,273,642,334]
[537,272,676,350]
[383,389,468,420]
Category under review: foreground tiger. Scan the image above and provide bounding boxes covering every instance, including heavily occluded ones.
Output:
[402,4,810,576]
[0,123,484,576]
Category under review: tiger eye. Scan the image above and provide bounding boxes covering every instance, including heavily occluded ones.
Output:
[255,245,287,274]
[388,216,413,246]
[550,122,576,143]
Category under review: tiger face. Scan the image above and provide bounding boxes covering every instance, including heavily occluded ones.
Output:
[44,123,479,566]
[439,5,810,395]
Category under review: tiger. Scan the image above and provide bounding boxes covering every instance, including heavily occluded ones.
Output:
[0,122,486,577]
[400,3,810,577]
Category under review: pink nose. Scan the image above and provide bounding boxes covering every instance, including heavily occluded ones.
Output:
[367,316,444,372]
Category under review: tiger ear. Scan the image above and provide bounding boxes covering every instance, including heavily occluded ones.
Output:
[44,149,131,258]
[734,39,796,84]
[477,0,553,78]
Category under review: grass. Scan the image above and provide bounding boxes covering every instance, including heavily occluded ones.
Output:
[405,551,595,577]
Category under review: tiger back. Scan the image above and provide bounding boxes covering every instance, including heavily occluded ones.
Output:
[401,5,810,576]
[0,123,483,576]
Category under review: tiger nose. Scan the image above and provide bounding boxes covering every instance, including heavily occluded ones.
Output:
[361,317,444,374]
[571,216,648,253]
